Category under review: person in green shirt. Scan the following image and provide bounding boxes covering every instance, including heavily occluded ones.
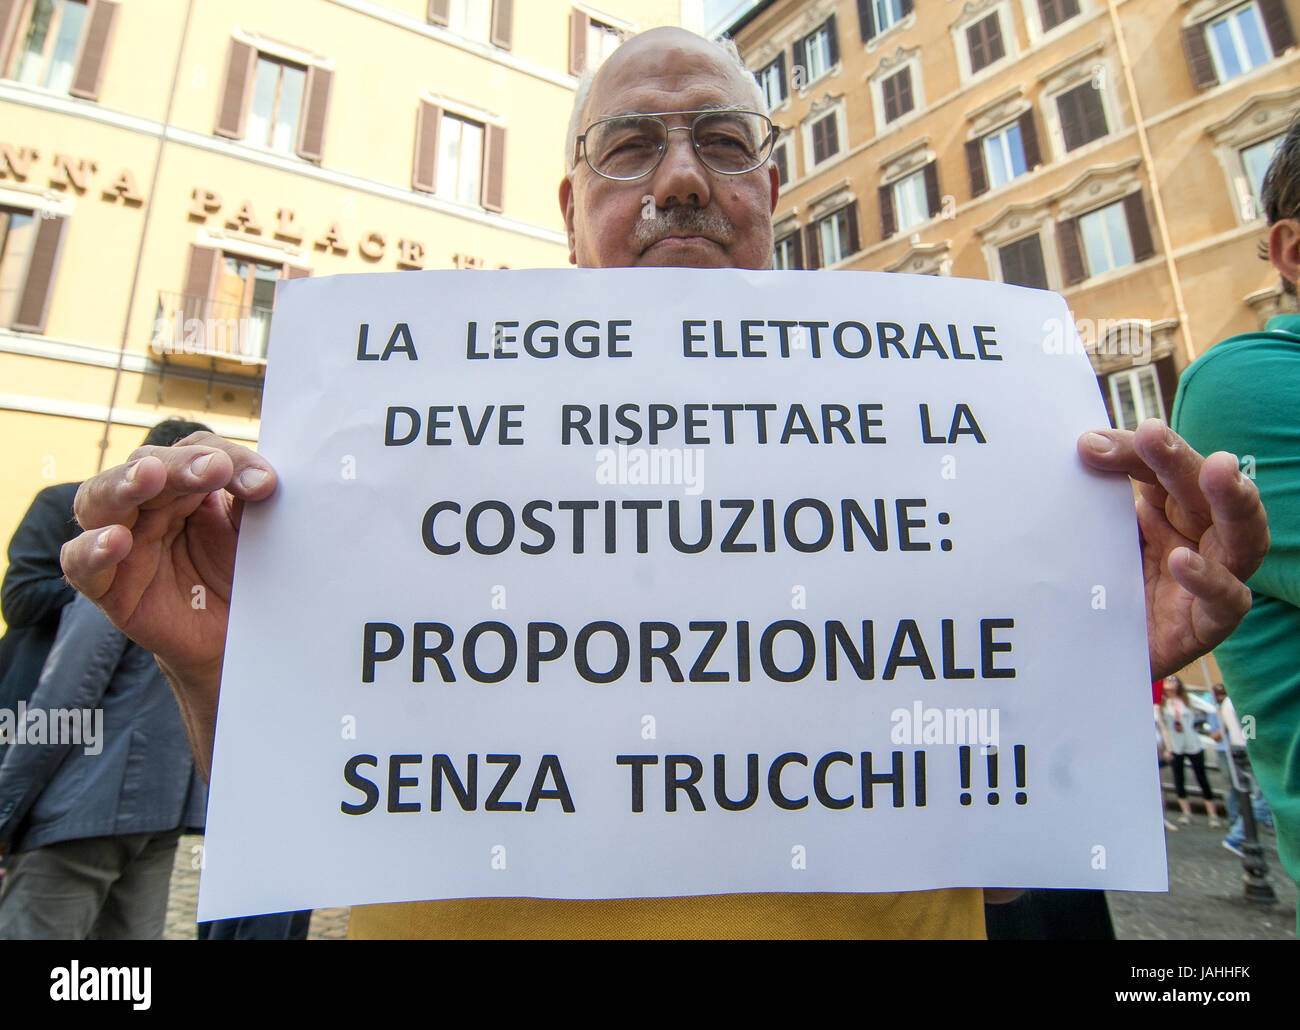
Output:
[1172,110,1300,928]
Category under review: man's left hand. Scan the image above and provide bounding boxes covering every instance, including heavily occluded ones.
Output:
[1078,419,1268,679]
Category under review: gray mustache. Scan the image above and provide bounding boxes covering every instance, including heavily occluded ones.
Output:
[634,208,734,246]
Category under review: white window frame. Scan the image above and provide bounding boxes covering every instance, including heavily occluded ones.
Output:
[976,199,1060,290]
[1019,0,1089,47]
[1205,85,1300,226]
[1038,45,1119,160]
[816,207,852,266]
[950,0,1019,84]
[1205,2,1273,84]
[759,59,784,111]
[868,49,924,135]
[1077,200,1134,277]
[773,135,794,189]
[801,23,834,85]
[1107,364,1166,431]
[774,233,799,270]
[447,0,492,41]
[893,168,930,233]
[1240,135,1282,220]
[982,120,1030,189]
[876,0,908,35]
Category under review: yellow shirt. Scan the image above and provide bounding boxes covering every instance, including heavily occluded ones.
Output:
[348,890,985,939]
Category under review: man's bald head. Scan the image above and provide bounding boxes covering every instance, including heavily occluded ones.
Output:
[565,28,765,172]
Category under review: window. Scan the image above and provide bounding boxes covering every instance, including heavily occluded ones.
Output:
[810,113,839,165]
[758,55,787,110]
[437,114,485,206]
[857,0,913,41]
[6,0,117,100]
[806,204,860,268]
[569,9,622,73]
[998,234,1049,289]
[967,14,1006,74]
[214,41,333,163]
[1037,0,1081,32]
[0,204,68,332]
[774,232,802,270]
[429,0,513,48]
[412,100,507,212]
[881,68,914,123]
[1241,134,1282,214]
[447,0,491,40]
[247,57,307,154]
[1206,3,1272,81]
[894,170,930,232]
[794,17,839,86]
[1183,0,1295,89]
[981,121,1030,190]
[1057,192,1155,284]
[1055,82,1108,151]
[1107,365,1165,431]
[1078,202,1134,275]
[212,254,279,360]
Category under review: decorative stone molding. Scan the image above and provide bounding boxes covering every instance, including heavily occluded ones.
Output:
[867,43,921,80]
[1206,85,1300,225]
[1090,318,1178,375]
[1050,156,1143,219]
[864,14,916,53]
[1246,281,1300,323]
[1036,40,1105,93]
[965,85,1029,138]
[884,240,952,275]
[949,0,1020,83]
[805,91,844,119]
[878,135,933,183]
[807,177,855,218]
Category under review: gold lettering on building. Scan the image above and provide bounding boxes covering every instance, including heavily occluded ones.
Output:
[50,153,95,192]
[359,230,386,260]
[275,207,303,244]
[189,187,222,218]
[226,200,263,234]
[314,221,349,255]
[102,168,143,203]
[0,144,37,180]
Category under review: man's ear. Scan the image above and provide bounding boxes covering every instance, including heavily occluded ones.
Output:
[768,162,779,213]
[559,176,578,266]
[1269,218,1300,287]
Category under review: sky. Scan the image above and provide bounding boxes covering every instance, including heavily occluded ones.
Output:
[704,0,761,37]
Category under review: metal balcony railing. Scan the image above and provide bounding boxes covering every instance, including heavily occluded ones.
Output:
[151,291,274,365]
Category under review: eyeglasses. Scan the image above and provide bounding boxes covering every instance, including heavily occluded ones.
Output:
[575,109,779,181]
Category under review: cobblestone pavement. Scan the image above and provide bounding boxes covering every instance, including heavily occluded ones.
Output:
[1107,775,1297,941]
[164,835,349,940]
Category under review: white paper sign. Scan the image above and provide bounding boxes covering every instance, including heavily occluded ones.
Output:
[198,268,1167,920]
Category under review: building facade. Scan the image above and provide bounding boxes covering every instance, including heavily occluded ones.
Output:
[730,0,1298,429]
[0,0,691,615]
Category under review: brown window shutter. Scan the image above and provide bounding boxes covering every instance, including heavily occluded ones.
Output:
[1056,218,1086,285]
[999,239,1023,285]
[967,21,987,72]
[826,14,840,65]
[1123,190,1155,262]
[879,183,897,238]
[1057,86,1083,150]
[569,9,589,75]
[1180,25,1217,88]
[987,16,1005,64]
[428,0,451,25]
[1258,0,1297,55]
[481,124,506,212]
[897,67,913,115]
[283,263,312,278]
[792,36,807,83]
[857,0,876,41]
[490,0,514,50]
[965,138,988,197]
[774,144,788,185]
[804,224,822,269]
[0,0,24,74]
[295,65,332,162]
[181,244,221,325]
[901,0,914,13]
[1081,85,1107,143]
[1019,109,1042,169]
[845,200,860,255]
[68,0,119,100]
[215,41,257,139]
[791,229,804,270]
[923,161,941,217]
[412,101,441,193]
[11,215,67,332]
[882,76,899,122]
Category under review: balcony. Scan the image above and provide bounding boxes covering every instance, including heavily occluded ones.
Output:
[150,290,273,374]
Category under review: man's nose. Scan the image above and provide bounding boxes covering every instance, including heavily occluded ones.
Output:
[649,125,712,209]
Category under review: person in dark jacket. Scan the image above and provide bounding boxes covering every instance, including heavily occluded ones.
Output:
[0,481,81,767]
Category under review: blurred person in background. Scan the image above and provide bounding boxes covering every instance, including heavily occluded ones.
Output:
[1158,676,1221,827]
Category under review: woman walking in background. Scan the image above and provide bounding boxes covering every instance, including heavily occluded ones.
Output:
[1160,676,1221,827]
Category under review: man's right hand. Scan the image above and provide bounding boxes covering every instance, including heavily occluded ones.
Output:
[59,432,276,768]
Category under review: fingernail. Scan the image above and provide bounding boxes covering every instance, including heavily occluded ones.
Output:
[1184,549,1205,573]
[239,468,269,491]
[1163,424,1177,448]
[123,461,138,485]
[95,528,113,551]
[1084,432,1114,454]
[190,454,212,476]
